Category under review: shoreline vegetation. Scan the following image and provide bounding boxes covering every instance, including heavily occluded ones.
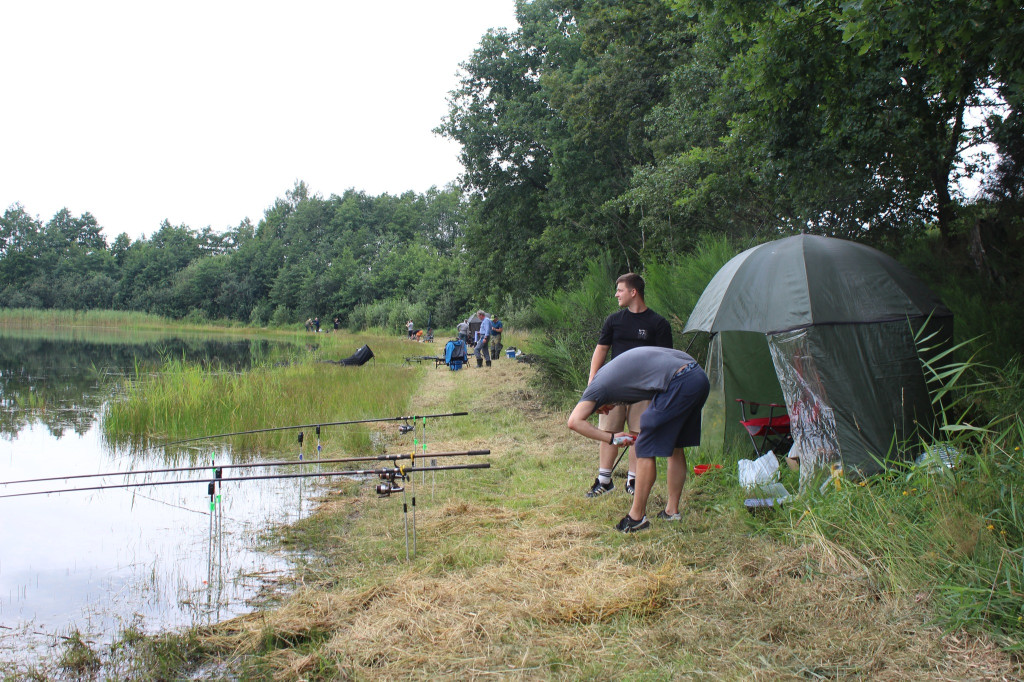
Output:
[101,333,420,455]
[4,320,1019,679]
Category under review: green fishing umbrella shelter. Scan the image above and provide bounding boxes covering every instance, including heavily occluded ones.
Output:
[684,234,952,484]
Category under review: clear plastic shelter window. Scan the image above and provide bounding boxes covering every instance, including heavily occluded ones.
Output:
[768,329,842,489]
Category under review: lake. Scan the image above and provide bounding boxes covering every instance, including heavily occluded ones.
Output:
[0,328,318,668]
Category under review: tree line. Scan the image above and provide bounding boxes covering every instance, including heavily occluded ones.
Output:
[0,184,479,329]
[2,0,1021,342]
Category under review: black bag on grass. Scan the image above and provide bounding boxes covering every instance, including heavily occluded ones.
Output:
[340,344,374,366]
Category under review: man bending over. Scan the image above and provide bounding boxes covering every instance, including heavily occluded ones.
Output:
[568,346,709,532]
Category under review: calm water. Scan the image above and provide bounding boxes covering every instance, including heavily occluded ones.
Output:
[0,329,318,666]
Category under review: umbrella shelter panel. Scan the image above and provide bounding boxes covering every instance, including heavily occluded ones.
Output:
[700,331,788,456]
[768,320,942,484]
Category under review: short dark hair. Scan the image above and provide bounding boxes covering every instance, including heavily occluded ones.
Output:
[616,272,645,299]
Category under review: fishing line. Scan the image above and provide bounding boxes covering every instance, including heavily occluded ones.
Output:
[129,490,210,515]
[609,445,630,477]
[163,411,469,445]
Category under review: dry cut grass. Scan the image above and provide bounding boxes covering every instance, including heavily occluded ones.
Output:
[199,360,1023,681]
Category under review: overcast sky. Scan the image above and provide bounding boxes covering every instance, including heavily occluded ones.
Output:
[0,1,518,241]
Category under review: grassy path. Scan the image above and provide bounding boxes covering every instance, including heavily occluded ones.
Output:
[196,358,1018,680]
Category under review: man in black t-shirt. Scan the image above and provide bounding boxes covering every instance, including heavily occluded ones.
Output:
[584,273,673,498]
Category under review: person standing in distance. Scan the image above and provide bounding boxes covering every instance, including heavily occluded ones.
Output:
[586,273,672,497]
[474,310,492,368]
[489,314,504,360]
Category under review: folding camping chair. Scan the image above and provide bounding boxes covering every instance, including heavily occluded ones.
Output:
[736,399,793,457]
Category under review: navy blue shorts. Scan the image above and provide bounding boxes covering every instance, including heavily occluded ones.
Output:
[635,363,710,458]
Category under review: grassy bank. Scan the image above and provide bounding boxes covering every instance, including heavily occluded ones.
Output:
[76,356,1017,679]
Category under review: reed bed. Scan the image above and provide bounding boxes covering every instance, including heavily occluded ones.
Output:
[103,333,421,454]
[0,308,176,330]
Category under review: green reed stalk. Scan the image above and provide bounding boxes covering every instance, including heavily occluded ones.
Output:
[103,354,421,453]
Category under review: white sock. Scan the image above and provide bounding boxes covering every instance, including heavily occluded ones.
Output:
[597,468,612,485]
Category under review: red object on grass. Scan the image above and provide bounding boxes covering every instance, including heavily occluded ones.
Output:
[693,464,723,475]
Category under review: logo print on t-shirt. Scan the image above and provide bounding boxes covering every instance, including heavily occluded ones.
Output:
[637,329,648,339]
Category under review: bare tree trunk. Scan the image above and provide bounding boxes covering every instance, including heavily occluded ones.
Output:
[967,218,1003,284]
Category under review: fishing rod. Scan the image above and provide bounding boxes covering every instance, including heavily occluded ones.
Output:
[0,463,491,500]
[163,411,469,446]
[0,450,491,487]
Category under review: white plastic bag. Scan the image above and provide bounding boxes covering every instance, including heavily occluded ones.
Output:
[738,451,779,490]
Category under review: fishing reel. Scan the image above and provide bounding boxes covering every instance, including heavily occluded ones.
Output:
[375,470,406,497]
[398,421,414,435]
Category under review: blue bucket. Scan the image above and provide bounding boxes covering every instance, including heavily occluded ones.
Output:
[506,350,515,359]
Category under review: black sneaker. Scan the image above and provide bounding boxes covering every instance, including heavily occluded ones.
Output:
[657,510,681,521]
[586,478,614,497]
[616,514,650,533]
[625,478,636,495]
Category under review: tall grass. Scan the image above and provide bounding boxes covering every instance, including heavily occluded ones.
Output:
[531,254,620,404]
[346,298,430,334]
[644,234,738,338]
[103,341,421,455]
[0,308,173,329]
[0,307,255,333]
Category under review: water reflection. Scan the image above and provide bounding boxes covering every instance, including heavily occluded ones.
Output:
[0,328,314,670]
[0,329,280,439]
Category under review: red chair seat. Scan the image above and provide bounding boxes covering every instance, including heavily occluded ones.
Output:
[741,414,791,437]
[736,399,793,456]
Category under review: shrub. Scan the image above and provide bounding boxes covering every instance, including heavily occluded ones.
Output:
[530,255,619,405]
[269,304,292,327]
[348,298,429,335]
[529,236,738,406]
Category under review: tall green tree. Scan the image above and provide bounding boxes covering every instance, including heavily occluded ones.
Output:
[438,23,554,297]
[0,205,45,293]
[536,0,692,268]
[661,0,1022,247]
[440,0,694,290]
